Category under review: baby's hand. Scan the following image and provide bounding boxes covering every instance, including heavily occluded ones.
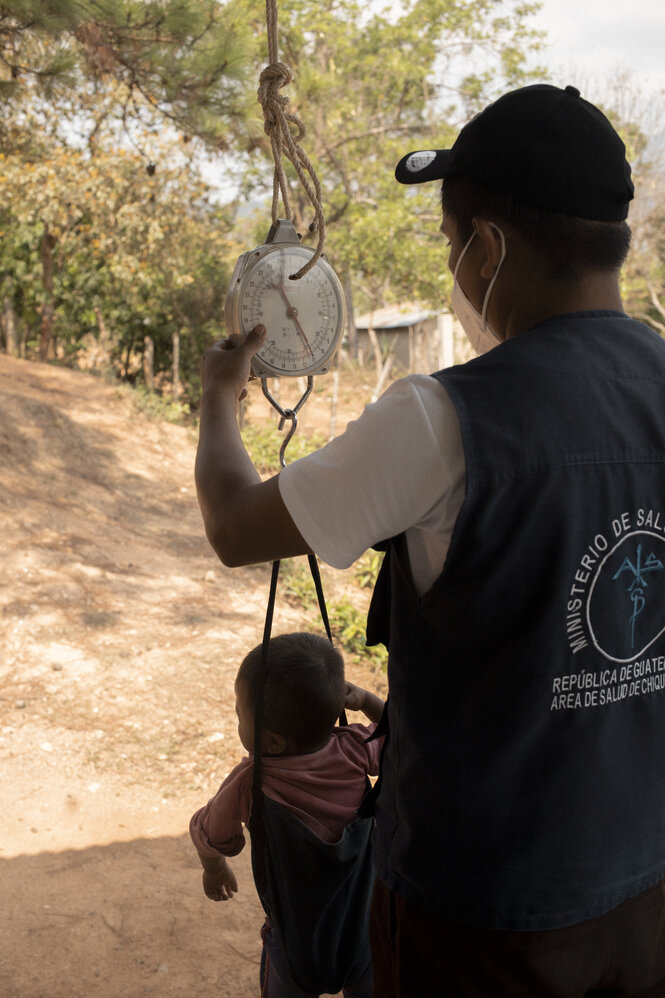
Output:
[202,865,238,902]
[345,682,367,712]
[345,681,385,723]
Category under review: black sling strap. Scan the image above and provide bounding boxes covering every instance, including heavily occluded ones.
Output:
[250,557,281,896]
[249,556,374,993]
[251,555,345,825]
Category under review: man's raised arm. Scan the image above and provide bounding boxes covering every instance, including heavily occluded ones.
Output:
[195,325,312,567]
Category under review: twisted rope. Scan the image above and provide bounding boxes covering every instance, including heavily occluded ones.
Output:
[257,0,326,279]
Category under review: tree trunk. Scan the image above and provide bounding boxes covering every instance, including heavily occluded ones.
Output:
[344,274,358,360]
[39,225,57,361]
[367,318,393,402]
[122,332,135,381]
[421,321,431,370]
[172,329,181,402]
[94,306,112,370]
[2,285,18,357]
[371,353,393,403]
[438,312,454,370]
[143,335,154,391]
[329,359,339,441]
[367,317,382,371]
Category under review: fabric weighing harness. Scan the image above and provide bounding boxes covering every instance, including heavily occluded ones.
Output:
[249,556,376,994]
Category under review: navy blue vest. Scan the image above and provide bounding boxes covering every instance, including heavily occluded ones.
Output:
[367,311,665,930]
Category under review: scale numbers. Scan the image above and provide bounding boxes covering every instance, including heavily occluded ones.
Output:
[225,223,346,378]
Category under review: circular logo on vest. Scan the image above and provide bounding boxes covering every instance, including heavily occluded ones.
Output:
[587,530,665,663]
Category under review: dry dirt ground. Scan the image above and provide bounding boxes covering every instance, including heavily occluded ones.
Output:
[0,354,387,998]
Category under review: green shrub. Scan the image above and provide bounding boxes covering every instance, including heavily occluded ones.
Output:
[278,559,388,670]
[280,559,317,610]
[354,549,385,589]
[241,418,326,475]
[129,385,193,424]
[329,597,388,670]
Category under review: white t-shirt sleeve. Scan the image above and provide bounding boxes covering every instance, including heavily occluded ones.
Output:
[278,374,465,590]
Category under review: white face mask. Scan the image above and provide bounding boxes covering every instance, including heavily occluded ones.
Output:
[450,224,506,355]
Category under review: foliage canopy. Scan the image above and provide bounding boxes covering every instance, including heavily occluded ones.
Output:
[1,0,662,399]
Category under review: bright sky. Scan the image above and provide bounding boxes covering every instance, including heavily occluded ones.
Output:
[529,0,665,95]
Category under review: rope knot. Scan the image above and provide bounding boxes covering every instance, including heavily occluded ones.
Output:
[257,0,326,278]
[258,62,295,136]
[259,61,292,91]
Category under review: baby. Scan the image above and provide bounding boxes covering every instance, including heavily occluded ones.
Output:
[190,631,384,997]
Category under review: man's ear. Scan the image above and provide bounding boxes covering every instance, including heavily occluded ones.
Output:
[263,729,287,756]
[472,217,505,279]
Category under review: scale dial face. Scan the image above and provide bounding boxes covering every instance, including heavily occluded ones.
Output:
[227,242,345,378]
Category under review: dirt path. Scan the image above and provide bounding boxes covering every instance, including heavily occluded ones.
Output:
[0,355,386,998]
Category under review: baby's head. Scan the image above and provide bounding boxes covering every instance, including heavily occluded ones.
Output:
[235,632,346,757]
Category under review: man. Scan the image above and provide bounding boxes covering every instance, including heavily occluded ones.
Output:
[195,84,665,996]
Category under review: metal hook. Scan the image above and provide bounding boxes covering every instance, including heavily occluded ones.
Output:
[278,409,297,469]
[261,377,314,468]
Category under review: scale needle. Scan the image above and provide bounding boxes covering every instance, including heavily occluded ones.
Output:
[272,276,315,358]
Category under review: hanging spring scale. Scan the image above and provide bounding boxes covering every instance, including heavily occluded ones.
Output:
[224,217,346,465]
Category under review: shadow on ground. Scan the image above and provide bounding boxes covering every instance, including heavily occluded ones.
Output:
[0,834,264,998]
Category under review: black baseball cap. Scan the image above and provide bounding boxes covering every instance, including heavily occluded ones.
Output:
[395,84,634,221]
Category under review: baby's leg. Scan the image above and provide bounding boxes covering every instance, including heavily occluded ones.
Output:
[342,958,373,998]
[259,919,320,998]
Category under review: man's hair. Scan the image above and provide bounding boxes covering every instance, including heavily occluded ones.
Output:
[237,632,346,752]
[442,176,631,282]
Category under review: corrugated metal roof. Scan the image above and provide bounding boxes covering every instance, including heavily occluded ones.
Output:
[354,304,435,330]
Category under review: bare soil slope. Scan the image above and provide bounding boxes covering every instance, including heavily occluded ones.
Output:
[0,355,385,998]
